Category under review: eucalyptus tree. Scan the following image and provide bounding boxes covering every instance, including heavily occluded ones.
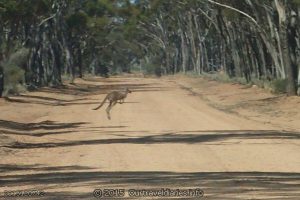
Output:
[205,0,299,94]
[134,0,300,95]
[1,0,300,96]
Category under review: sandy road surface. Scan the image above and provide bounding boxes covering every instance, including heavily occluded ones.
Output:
[0,77,300,199]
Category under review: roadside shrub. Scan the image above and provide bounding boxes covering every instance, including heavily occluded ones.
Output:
[3,64,26,95]
[96,65,109,77]
[185,71,200,77]
[271,79,288,94]
[231,77,248,85]
[202,72,232,83]
[154,66,162,77]
[186,70,290,94]
[3,48,29,95]
[250,78,265,88]
[144,63,162,77]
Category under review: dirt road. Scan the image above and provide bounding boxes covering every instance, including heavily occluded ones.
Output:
[0,77,300,199]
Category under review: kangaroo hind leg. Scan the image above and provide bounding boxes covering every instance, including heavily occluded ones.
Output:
[106,101,112,120]
[106,101,117,120]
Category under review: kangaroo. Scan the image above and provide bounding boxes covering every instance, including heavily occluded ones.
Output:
[93,88,132,120]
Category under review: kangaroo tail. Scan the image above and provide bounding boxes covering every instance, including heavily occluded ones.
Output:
[93,96,108,110]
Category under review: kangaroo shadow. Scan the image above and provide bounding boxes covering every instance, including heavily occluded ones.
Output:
[0,120,91,139]
[0,119,134,138]
[0,120,87,131]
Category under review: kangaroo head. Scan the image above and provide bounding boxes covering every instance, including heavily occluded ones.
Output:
[125,88,132,93]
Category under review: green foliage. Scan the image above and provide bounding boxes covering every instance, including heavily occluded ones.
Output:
[85,0,114,17]
[0,0,51,21]
[292,0,300,6]
[66,11,88,30]
[0,0,18,20]
[88,16,109,29]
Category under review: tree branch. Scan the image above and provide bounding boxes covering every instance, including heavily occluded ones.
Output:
[206,0,258,26]
[38,14,57,27]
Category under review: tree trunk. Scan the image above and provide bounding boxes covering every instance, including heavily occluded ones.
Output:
[275,0,297,95]
[180,27,187,73]
[0,66,4,97]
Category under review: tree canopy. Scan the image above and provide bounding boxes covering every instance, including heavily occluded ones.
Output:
[0,0,300,95]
